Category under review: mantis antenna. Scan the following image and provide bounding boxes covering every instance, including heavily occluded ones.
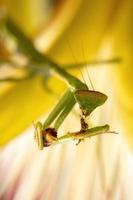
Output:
[67,40,87,86]
[81,43,95,91]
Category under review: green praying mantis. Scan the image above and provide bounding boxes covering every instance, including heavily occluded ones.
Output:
[1,18,118,150]
[33,64,116,149]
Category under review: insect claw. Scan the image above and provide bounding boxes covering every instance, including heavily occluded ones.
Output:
[76,139,84,145]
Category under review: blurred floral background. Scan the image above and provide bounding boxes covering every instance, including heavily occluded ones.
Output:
[0,0,133,199]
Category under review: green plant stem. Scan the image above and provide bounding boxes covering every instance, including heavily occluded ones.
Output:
[64,58,121,69]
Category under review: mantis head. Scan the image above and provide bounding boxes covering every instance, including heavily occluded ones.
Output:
[74,90,108,116]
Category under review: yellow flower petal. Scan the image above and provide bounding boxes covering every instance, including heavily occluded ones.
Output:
[110,1,133,149]
[44,0,120,64]
[0,0,127,147]
[0,77,65,146]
